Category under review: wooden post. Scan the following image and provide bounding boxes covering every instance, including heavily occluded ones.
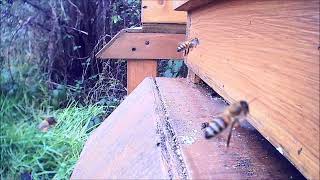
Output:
[127,60,157,94]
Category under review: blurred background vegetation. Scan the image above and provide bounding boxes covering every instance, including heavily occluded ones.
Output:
[0,0,186,179]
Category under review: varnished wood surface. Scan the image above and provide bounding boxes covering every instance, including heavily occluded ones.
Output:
[96,29,185,60]
[186,0,319,179]
[142,0,186,24]
[127,60,157,94]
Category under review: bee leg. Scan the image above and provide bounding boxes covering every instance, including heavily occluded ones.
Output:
[186,48,190,55]
[226,118,239,147]
[201,122,209,129]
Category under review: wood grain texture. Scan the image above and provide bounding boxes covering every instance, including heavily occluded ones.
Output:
[127,60,157,94]
[71,78,168,179]
[186,0,319,179]
[72,78,304,179]
[142,0,186,24]
[156,78,304,179]
[96,29,185,59]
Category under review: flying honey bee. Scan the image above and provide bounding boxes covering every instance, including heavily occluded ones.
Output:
[201,101,249,147]
[177,38,199,56]
[38,117,57,132]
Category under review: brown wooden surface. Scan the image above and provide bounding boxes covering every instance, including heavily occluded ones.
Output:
[96,29,185,60]
[71,78,169,179]
[186,0,319,179]
[142,0,186,24]
[173,0,214,11]
[72,78,304,179]
[156,78,304,179]
[127,60,157,94]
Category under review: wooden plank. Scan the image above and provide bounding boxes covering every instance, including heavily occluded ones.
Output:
[71,78,169,179]
[142,0,187,24]
[96,29,185,60]
[186,0,319,179]
[155,78,304,179]
[127,60,157,94]
[173,0,214,11]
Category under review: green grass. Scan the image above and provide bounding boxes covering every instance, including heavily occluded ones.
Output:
[0,94,106,179]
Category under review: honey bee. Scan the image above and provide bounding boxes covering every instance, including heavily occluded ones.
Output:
[38,117,57,132]
[201,101,249,147]
[177,38,199,56]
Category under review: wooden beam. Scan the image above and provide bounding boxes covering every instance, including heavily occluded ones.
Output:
[186,0,319,179]
[127,60,157,94]
[96,28,185,60]
[142,0,186,24]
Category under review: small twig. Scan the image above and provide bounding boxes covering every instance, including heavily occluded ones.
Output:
[62,25,88,35]
[67,0,83,16]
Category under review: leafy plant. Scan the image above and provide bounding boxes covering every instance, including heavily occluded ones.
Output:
[158,60,188,78]
[0,95,107,179]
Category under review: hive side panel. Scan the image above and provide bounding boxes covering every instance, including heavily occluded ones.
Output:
[187,0,319,179]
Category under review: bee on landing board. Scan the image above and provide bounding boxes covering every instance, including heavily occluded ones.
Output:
[177,38,199,56]
[201,101,249,147]
[38,117,57,132]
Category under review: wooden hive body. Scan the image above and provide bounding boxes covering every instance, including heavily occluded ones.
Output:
[176,0,320,179]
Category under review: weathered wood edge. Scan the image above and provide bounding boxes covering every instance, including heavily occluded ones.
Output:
[174,0,214,11]
[95,25,186,59]
[95,29,127,58]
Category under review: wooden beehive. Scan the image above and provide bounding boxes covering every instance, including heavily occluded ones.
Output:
[175,0,320,179]
[96,0,187,94]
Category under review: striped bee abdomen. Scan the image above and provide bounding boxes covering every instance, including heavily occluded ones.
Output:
[177,42,189,52]
[204,117,228,139]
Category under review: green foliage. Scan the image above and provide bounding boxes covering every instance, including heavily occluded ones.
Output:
[158,60,188,78]
[0,95,106,179]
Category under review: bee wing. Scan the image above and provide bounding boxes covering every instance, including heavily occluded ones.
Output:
[226,118,239,147]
